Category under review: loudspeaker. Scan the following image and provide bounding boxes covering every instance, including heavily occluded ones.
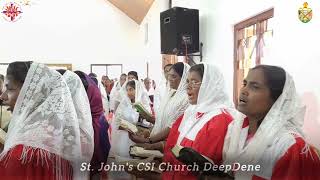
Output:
[160,7,199,55]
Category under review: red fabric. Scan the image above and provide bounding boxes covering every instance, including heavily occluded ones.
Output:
[162,112,233,180]
[252,137,320,180]
[0,145,72,180]
[240,117,320,180]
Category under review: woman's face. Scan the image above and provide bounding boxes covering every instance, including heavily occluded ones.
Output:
[0,76,22,112]
[128,75,137,81]
[186,71,202,105]
[238,68,274,119]
[164,65,172,81]
[126,85,135,102]
[168,68,181,90]
[120,75,127,86]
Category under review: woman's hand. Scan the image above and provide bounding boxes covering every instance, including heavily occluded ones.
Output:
[139,112,155,124]
[118,126,135,134]
[135,143,154,150]
[128,132,148,143]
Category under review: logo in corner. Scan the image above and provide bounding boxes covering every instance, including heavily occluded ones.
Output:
[298,2,312,23]
[2,2,23,22]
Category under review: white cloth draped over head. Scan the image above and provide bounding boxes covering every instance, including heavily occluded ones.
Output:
[151,63,190,136]
[121,79,151,112]
[223,72,306,179]
[111,80,151,158]
[177,63,235,144]
[0,63,83,180]
[62,70,94,163]
[109,81,122,111]
[153,73,169,116]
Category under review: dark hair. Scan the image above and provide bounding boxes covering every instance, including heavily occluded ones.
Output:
[128,71,138,80]
[6,61,32,84]
[89,73,97,78]
[252,65,286,102]
[90,77,98,85]
[126,80,136,89]
[120,73,127,77]
[74,71,89,91]
[57,69,67,75]
[170,62,184,77]
[189,64,204,80]
[163,63,173,70]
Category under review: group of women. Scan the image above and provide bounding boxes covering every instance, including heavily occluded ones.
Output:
[0,61,319,180]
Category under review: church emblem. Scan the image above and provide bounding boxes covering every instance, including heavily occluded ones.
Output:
[298,2,312,23]
[2,2,23,22]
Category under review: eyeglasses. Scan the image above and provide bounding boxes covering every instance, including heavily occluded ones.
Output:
[187,80,201,88]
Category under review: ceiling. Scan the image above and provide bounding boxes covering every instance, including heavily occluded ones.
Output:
[107,0,155,24]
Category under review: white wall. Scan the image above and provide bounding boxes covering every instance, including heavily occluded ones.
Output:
[137,0,169,83]
[160,0,319,148]
[0,0,147,79]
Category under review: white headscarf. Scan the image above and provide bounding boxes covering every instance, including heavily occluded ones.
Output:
[62,70,94,164]
[111,80,151,158]
[223,72,306,179]
[151,62,190,136]
[177,63,235,144]
[109,81,122,111]
[0,63,82,180]
[153,74,169,116]
[115,79,151,125]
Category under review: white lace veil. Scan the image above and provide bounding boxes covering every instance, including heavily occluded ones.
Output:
[223,72,306,179]
[0,63,83,180]
[151,63,190,136]
[62,70,94,163]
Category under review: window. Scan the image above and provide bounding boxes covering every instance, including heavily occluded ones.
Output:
[90,64,123,81]
[233,8,274,106]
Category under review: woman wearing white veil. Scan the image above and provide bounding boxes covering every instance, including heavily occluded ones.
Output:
[58,69,94,179]
[223,65,320,180]
[109,73,127,112]
[110,79,151,158]
[162,63,235,180]
[153,64,172,115]
[0,62,84,180]
[129,62,190,150]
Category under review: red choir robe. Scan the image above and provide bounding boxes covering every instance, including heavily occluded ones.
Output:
[0,145,72,180]
[239,118,320,180]
[162,110,233,180]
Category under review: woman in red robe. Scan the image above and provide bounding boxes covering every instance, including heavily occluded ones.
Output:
[223,65,320,179]
[162,63,235,180]
[0,62,86,180]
